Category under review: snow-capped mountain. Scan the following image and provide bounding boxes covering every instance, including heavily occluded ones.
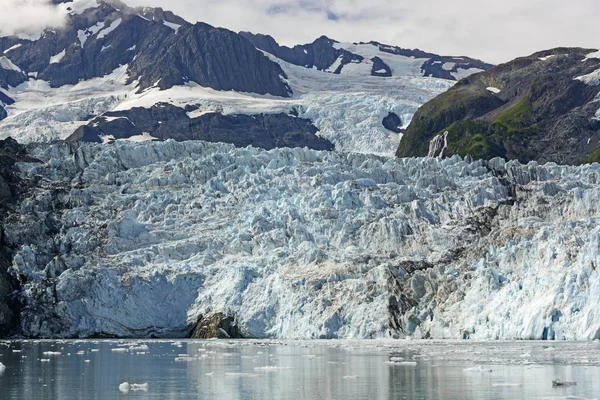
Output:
[240,33,492,81]
[0,0,487,155]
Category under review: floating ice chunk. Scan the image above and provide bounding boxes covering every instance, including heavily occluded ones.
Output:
[174,357,195,362]
[253,366,292,371]
[206,372,214,376]
[119,382,130,392]
[76,351,85,355]
[43,351,61,356]
[84,360,91,363]
[130,383,149,391]
[225,372,261,377]
[111,348,128,353]
[463,365,492,373]
[130,344,150,352]
[386,361,417,366]
[40,359,50,362]
[0,362,5,375]
[342,375,358,379]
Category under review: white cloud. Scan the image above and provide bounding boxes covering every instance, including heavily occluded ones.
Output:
[122,0,600,64]
[0,0,66,37]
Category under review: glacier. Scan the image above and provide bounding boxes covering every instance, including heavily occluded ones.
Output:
[0,57,452,156]
[5,140,600,340]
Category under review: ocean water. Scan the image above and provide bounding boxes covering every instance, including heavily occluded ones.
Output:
[0,340,599,399]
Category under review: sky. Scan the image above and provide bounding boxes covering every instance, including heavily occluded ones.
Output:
[1,0,599,64]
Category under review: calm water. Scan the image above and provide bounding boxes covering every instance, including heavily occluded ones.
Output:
[0,340,599,399]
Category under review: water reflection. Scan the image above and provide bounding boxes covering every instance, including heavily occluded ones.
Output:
[0,340,598,399]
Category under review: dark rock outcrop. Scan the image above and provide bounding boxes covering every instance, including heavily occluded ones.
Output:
[190,313,244,339]
[382,112,402,133]
[66,103,334,151]
[0,138,40,337]
[241,32,492,81]
[0,106,6,121]
[0,1,290,97]
[129,23,291,96]
[396,47,600,165]
[239,33,363,73]
[371,41,493,80]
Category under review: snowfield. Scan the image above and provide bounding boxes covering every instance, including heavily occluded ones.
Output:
[0,57,452,155]
[7,140,600,340]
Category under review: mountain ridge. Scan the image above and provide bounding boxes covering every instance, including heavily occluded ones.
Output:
[396,47,600,165]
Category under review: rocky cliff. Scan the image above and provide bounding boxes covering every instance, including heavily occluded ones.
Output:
[396,48,600,165]
[0,1,290,97]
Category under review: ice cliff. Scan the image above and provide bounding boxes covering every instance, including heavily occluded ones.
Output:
[4,140,600,340]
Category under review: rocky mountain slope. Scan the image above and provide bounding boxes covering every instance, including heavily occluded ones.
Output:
[0,140,598,340]
[0,0,290,96]
[396,48,600,165]
[0,0,487,155]
[240,33,492,81]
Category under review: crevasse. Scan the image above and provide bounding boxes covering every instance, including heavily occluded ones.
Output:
[6,140,600,340]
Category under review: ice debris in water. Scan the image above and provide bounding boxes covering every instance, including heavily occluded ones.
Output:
[463,365,493,373]
[119,382,149,392]
[42,351,61,356]
[8,140,600,340]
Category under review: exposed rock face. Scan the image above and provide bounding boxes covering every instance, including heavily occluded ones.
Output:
[0,138,40,337]
[190,313,244,339]
[0,1,290,97]
[241,32,492,81]
[396,47,600,165]
[0,107,6,121]
[66,103,334,151]
[129,23,291,95]
[239,33,363,72]
[382,112,402,133]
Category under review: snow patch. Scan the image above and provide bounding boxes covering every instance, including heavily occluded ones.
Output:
[575,68,600,86]
[97,18,122,40]
[49,49,66,64]
[3,44,22,54]
[487,87,501,94]
[0,56,21,72]
[584,50,600,61]
[163,21,181,33]
[451,68,484,81]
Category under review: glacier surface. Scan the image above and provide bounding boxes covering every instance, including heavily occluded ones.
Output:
[0,56,452,156]
[6,140,600,340]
